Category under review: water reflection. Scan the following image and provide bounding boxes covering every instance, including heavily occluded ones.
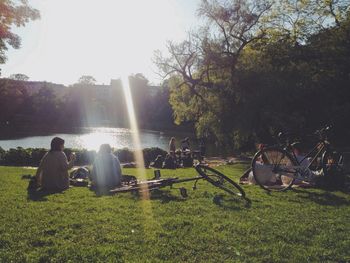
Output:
[0,127,191,152]
[76,128,132,151]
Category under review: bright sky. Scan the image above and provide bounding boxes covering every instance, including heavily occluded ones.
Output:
[1,0,201,85]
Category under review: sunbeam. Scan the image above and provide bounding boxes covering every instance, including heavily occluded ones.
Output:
[121,75,157,235]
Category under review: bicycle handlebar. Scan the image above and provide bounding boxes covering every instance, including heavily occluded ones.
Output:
[275,125,333,146]
[314,125,332,140]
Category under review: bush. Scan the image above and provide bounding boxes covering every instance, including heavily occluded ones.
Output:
[143,147,167,166]
[2,147,31,166]
[0,147,168,167]
[0,147,5,162]
[29,148,47,166]
[76,149,97,166]
[114,148,134,163]
[113,147,167,167]
[64,148,97,166]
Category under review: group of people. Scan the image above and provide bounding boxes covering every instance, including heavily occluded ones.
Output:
[159,137,205,169]
[169,137,190,155]
[35,137,122,193]
[35,136,207,193]
[150,137,192,169]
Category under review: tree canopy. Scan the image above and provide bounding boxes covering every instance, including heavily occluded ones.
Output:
[77,75,97,85]
[9,73,29,81]
[0,0,40,66]
[155,0,350,150]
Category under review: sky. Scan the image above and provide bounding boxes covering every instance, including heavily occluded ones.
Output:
[1,0,202,86]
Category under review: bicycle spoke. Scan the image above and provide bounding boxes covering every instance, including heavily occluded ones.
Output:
[252,147,296,191]
[196,165,245,198]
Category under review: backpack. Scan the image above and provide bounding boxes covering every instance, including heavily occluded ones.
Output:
[69,167,90,186]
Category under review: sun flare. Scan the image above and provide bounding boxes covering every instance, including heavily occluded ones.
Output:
[2,0,197,85]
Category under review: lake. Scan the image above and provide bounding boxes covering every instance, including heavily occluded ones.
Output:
[0,127,196,152]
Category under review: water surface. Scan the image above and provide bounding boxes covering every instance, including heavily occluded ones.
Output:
[0,127,193,152]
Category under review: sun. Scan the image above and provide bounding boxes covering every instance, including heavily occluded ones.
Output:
[3,0,194,85]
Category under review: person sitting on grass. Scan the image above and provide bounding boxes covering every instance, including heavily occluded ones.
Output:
[291,142,315,185]
[163,154,176,169]
[91,144,122,191]
[150,155,164,169]
[181,137,190,151]
[35,137,76,191]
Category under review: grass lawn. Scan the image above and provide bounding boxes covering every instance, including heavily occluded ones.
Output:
[0,165,349,262]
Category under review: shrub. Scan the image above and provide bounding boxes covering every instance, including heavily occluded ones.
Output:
[143,147,167,166]
[29,148,47,166]
[75,149,96,166]
[0,147,5,162]
[114,148,134,163]
[2,147,31,166]
[0,147,168,167]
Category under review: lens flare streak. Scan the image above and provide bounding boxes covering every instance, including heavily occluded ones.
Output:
[121,77,150,199]
[121,76,158,235]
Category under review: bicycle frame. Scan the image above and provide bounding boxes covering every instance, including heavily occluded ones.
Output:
[270,139,332,181]
[287,140,329,170]
[110,165,246,198]
[251,126,342,191]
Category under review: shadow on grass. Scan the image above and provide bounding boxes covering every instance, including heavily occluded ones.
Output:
[28,189,65,201]
[213,194,252,210]
[291,188,350,206]
[25,175,65,201]
[27,187,64,202]
[90,186,114,197]
[316,184,350,195]
[91,186,185,203]
[149,189,186,203]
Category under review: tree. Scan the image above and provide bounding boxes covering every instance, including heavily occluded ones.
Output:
[9,73,29,81]
[0,78,29,124]
[77,75,97,85]
[0,0,40,65]
[155,0,350,150]
[155,0,273,148]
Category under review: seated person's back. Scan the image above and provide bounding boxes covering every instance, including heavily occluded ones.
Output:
[91,144,122,190]
[36,137,75,191]
[151,155,164,168]
[163,154,176,169]
[181,137,190,151]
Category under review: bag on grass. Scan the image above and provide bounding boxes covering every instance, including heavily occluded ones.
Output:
[70,167,90,187]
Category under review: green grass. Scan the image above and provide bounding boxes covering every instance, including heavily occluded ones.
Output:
[0,165,349,262]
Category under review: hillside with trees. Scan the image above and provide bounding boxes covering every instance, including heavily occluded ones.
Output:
[0,75,183,135]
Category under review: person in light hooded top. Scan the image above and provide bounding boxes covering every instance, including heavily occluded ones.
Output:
[91,144,122,191]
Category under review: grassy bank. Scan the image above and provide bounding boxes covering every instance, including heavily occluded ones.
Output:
[0,165,349,262]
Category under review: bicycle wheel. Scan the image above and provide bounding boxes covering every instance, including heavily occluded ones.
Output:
[251,147,296,191]
[195,165,245,198]
[322,150,344,177]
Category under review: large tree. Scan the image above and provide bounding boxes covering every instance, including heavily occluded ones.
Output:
[155,0,274,148]
[0,0,40,66]
[155,0,350,150]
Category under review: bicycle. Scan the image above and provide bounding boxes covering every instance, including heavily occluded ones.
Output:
[251,125,344,191]
[110,164,246,198]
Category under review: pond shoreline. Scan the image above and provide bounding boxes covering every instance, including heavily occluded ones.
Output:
[0,127,224,155]
[0,125,193,140]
